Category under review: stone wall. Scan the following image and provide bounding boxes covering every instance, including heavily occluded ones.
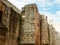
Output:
[55,32,60,45]
[0,1,20,45]
[0,1,9,45]
[40,15,49,45]
[20,4,36,44]
[19,4,56,45]
[8,9,19,45]
[0,0,56,45]
[19,4,41,45]
[48,25,56,45]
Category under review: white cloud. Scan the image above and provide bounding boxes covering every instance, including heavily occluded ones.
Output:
[36,0,53,7]
[54,0,60,4]
[43,8,47,10]
[56,11,60,15]
[8,0,53,10]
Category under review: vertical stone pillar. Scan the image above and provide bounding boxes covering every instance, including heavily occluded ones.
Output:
[33,5,40,45]
[0,2,8,45]
[20,4,40,45]
[49,25,55,45]
[41,15,49,45]
[8,9,19,45]
[4,7,11,45]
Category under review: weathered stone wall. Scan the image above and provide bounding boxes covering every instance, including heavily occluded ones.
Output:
[33,5,40,45]
[20,4,36,44]
[0,1,10,27]
[0,0,56,45]
[0,1,9,45]
[40,15,49,45]
[19,4,40,45]
[19,4,56,45]
[55,32,60,45]
[0,1,19,45]
[8,9,19,45]
[49,25,56,45]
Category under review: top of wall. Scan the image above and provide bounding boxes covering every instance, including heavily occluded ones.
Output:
[0,0,21,14]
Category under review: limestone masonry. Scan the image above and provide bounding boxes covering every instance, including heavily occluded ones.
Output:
[0,0,56,45]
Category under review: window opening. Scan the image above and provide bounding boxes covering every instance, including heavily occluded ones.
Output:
[0,11,2,23]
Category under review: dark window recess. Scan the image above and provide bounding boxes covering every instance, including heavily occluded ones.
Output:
[20,43,35,45]
[43,44,49,45]
[0,11,2,23]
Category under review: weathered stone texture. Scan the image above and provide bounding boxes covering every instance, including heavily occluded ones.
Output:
[33,5,40,45]
[55,32,60,45]
[19,4,41,45]
[0,0,20,45]
[0,0,56,45]
[20,4,36,44]
[40,15,49,45]
[49,25,56,45]
[0,1,8,45]
[8,9,19,45]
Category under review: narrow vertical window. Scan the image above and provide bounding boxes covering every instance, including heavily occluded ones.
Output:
[0,11,2,23]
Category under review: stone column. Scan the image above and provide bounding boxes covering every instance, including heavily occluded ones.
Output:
[41,15,49,45]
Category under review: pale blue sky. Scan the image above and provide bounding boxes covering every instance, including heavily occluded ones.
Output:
[8,0,60,33]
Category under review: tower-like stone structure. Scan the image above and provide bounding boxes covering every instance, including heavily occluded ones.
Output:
[19,4,40,45]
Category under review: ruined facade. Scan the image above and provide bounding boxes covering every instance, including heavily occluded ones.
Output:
[19,4,40,45]
[19,4,56,45]
[0,0,56,45]
[0,0,20,45]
